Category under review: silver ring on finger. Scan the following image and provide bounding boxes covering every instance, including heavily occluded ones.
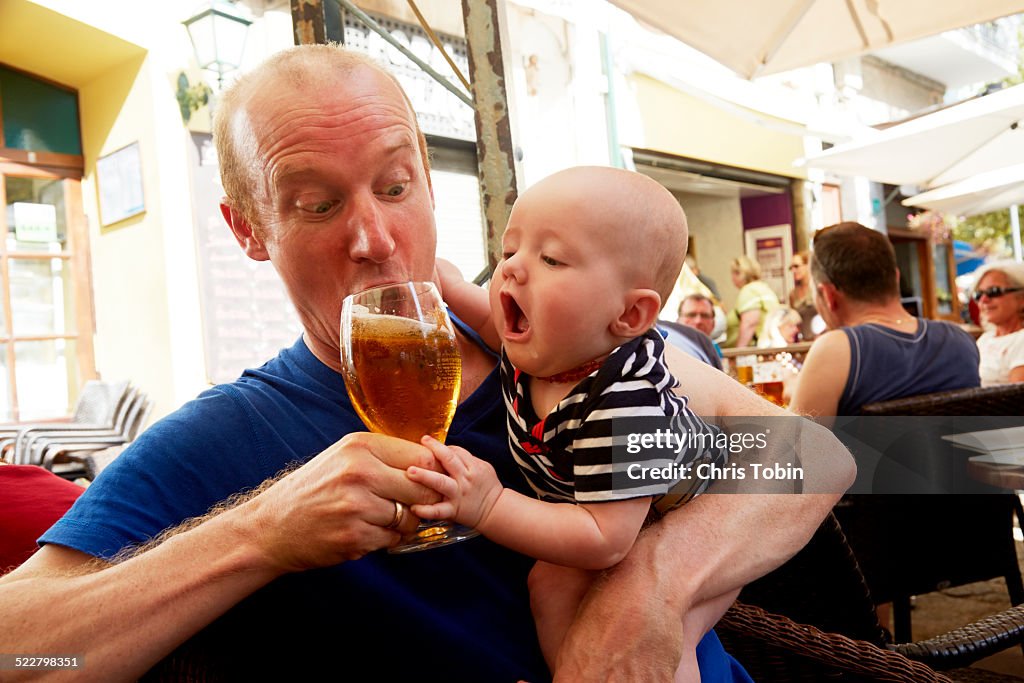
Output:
[386,500,405,530]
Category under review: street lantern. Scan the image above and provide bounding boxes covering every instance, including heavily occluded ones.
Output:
[183,0,252,89]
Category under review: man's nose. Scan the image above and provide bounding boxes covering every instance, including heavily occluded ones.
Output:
[347,196,395,262]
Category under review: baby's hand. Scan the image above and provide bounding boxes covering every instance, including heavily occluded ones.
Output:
[407,436,503,529]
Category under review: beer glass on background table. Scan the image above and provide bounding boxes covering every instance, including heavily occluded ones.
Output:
[340,281,479,553]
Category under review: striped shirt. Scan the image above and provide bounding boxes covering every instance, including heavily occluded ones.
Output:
[500,329,726,511]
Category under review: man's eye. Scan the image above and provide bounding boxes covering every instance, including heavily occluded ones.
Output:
[303,200,335,214]
[382,184,406,197]
[541,255,562,266]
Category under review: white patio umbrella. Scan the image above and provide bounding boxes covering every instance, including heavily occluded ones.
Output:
[800,83,1024,189]
[606,0,1024,79]
[902,164,1024,215]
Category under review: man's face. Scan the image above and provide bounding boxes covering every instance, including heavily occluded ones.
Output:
[678,299,715,336]
[237,65,436,355]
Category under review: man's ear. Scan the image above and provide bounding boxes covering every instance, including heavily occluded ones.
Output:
[221,201,269,261]
[610,289,661,338]
[818,282,840,311]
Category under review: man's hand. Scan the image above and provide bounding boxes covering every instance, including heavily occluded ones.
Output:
[241,432,440,572]
[406,436,503,529]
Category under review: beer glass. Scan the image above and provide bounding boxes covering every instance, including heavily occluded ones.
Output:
[340,281,478,552]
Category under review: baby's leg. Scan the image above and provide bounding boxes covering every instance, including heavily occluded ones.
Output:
[528,561,598,670]
[673,588,741,683]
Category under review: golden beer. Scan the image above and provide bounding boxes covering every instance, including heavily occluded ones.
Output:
[342,313,462,442]
[754,380,786,406]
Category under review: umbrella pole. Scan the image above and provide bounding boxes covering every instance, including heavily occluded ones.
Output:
[1012,205,1023,263]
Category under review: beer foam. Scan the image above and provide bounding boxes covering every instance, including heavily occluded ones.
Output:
[350,312,450,338]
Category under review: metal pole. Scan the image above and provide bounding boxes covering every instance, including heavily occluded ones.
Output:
[462,0,518,272]
[600,32,622,169]
[1011,204,1023,262]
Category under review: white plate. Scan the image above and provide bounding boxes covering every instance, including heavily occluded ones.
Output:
[969,449,1024,465]
[942,426,1024,453]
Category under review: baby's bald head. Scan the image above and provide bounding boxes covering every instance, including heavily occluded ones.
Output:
[519,166,688,303]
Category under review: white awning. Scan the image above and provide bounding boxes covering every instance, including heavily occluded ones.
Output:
[902,164,1024,216]
[606,0,1024,79]
[800,84,1024,189]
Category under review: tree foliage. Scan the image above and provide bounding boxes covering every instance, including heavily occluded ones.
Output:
[949,209,1016,258]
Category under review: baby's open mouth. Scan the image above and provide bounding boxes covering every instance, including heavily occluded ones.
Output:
[501,292,530,338]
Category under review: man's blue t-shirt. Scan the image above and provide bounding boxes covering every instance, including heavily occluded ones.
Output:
[41,325,750,681]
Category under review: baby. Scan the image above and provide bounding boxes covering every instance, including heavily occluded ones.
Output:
[408,166,734,681]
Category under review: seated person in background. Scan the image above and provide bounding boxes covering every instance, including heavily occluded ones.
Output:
[660,319,723,370]
[434,166,739,681]
[0,45,853,682]
[0,463,83,573]
[789,222,979,421]
[724,256,779,348]
[673,292,723,361]
[972,260,1024,386]
[757,307,803,348]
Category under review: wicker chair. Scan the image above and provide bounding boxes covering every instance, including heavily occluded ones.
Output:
[858,384,1024,418]
[717,514,1024,681]
[839,384,1024,642]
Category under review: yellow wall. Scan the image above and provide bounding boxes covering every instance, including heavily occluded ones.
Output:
[11,1,217,420]
[626,74,807,180]
[78,60,178,420]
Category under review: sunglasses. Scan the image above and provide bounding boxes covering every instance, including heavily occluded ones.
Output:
[973,286,1024,301]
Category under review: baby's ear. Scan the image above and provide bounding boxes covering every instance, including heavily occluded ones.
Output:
[610,289,661,338]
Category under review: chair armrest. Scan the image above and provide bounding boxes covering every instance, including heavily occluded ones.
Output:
[892,604,1024,670]
[718,602,953,683]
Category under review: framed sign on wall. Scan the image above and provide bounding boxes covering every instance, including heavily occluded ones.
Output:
[744,224,793,303]
[96,142,145,226]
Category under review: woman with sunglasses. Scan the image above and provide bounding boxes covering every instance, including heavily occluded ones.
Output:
[973,260,1024,386]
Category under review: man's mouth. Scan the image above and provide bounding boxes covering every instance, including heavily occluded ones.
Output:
[501,292,530,340]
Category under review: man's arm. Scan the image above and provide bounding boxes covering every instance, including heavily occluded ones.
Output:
[409,437,649,570]
[0,433,434,681]
[553,346,856,681]
[788,330,851,426]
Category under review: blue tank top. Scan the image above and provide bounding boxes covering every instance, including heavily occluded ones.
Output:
[838,319,980,415]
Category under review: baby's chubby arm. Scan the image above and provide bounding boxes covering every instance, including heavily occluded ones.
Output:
[434,259,501,351]
[408,437,650,570]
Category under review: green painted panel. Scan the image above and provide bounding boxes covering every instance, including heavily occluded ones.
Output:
[0,66,81,155]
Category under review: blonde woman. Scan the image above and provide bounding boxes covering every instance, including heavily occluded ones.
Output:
[725,255,780,347]
[973,260,1024,385]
